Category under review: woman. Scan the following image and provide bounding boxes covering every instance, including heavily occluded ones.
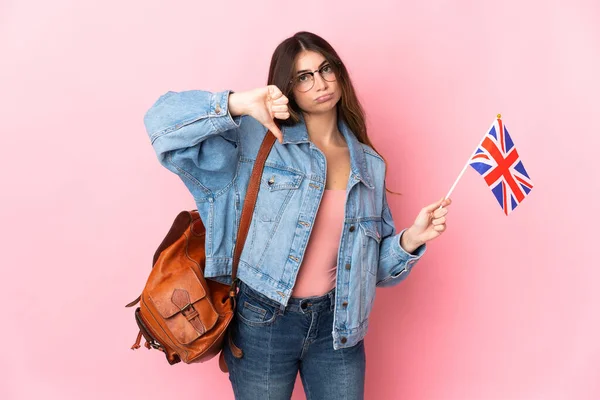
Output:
[144,31,451,400]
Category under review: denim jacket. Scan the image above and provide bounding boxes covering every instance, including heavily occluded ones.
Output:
[143,90,426,350]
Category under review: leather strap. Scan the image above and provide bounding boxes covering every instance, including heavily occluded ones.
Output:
[230,130,277,294]
[222,130,276,368]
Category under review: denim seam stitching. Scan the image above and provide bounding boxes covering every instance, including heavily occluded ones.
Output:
[266,319,273,398]
[165,152,211,195]
[236,303,277,327]
[341,336,349,397]
[239,260,291,292]
[213,126,241,199]
[241,281,284,309]
[256,188,296,268]
[242,301,267,317]
[302,370,313,400]
[239,157,305,176]
[149,114,209,143]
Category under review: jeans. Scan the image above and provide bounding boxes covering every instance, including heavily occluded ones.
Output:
[224,280,366,400]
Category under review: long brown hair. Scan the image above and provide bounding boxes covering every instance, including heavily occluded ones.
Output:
[267,31,398,195]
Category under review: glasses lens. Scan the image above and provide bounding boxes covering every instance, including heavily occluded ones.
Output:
[296,74,314,92]
[320,65,337,82]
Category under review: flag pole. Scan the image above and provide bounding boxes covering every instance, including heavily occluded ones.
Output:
[441,115,501,204]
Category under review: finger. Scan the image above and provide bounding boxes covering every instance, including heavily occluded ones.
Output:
[272,95,288,105]
[433,224,446,232]
[273,112,290,120]
[268,85,284,101]
[432,216,446,226]
[431,208,448,220]
[271,104,288,113]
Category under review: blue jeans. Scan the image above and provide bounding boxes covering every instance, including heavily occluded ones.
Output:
[224,280,366,400]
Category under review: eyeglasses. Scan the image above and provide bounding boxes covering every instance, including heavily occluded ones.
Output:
[290,63,337,93]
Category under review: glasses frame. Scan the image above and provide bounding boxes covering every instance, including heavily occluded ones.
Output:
[290,63,337,93]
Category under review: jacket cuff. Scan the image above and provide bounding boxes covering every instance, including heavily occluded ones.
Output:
[389,228,426,278]
[395,228,426,259]
[210,90,242,131]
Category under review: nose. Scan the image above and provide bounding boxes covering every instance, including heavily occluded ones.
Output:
[313,72,328,91]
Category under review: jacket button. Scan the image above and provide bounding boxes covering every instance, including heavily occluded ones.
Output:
[215,104,221,114]
[342,301,348,307]
[349,225,355,232]
[341,337,347,344]
[345,263,351,270]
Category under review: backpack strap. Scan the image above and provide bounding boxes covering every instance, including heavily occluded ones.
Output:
[230,130,277,296]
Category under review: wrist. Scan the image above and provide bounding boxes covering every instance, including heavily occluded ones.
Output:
[228,91,250,117]
[400,227,424,254]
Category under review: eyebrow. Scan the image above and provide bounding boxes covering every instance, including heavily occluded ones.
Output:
[295,60,328,75]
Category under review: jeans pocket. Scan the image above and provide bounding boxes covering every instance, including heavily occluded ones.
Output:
[236,285,280,327]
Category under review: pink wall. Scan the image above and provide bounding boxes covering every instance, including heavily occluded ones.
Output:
[2,0,599,399]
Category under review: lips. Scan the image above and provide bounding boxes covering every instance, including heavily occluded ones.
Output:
[315,93,333,103]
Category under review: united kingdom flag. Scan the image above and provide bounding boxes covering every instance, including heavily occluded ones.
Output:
[469,118,533,215]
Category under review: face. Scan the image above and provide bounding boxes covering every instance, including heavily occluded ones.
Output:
[291,50,342,115]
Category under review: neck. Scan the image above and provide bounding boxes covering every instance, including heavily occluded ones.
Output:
[302,108,344,147]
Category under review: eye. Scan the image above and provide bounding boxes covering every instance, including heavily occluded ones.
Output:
[297,73,311,82]
[321,64,332,74]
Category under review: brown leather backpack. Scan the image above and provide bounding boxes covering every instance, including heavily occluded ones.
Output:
[126,130,276,372]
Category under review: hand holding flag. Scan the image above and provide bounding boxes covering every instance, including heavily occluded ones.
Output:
[402,197,453,253]
[401,115,532,253]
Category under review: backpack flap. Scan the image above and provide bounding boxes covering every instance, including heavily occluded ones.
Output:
[148,266,219,345]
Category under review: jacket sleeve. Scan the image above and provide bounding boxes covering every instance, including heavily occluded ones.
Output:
[375,184,427,287]
[143,90,242,198]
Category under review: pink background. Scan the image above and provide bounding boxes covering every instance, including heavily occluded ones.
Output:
[2,0,599,399]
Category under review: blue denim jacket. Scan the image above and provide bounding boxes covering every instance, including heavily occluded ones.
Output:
[143,90,426,350]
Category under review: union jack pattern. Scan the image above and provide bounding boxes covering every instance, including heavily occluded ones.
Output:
[469,118,533,215]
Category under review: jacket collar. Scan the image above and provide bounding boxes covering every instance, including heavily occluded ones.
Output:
[281,115,374,189]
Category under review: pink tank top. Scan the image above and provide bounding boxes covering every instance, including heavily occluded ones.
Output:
[291,189,346,298]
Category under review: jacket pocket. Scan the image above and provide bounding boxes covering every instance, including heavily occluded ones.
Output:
[359,219,382,276]
[254,165,303,223]
[261,165,303,191]
[244,165,304,265]
[358,220,381,321]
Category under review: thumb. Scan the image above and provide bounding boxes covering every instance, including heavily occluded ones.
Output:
[423,197,446,213]
[264,121,283,144]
